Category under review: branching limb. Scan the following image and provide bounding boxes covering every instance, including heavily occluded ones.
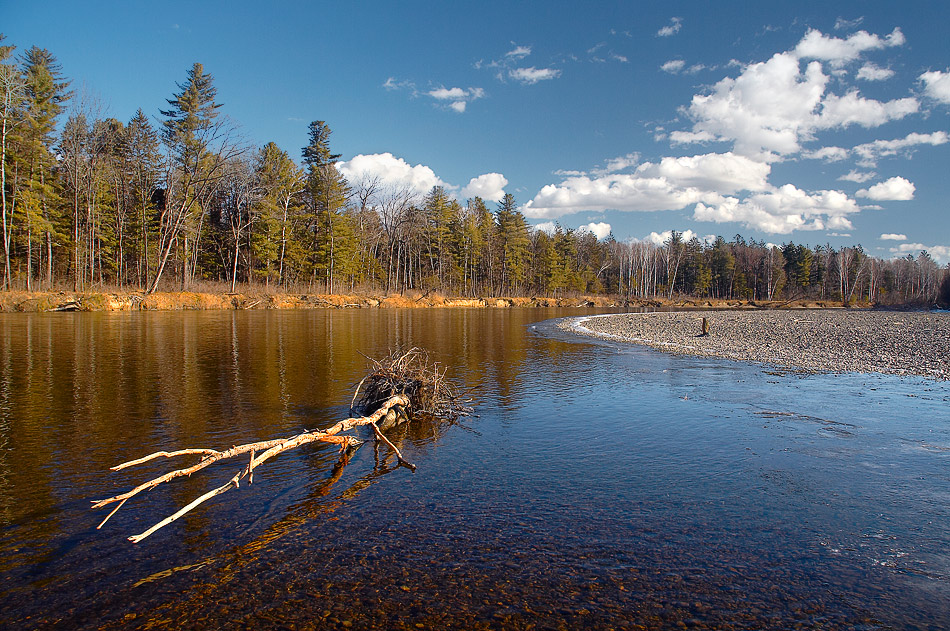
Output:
[95,395,410,541]
[95,346,473,544]
[111,449,221,471]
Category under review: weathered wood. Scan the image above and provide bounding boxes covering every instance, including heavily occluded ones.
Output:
[94,394,411,542]
[95,347,472,543]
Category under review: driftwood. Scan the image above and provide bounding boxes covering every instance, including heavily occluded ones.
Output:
[93,348,471,543]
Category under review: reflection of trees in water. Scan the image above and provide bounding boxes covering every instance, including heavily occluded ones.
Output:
[0,307,604,627]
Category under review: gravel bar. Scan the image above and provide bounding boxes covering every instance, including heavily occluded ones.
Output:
[562,310,950,380]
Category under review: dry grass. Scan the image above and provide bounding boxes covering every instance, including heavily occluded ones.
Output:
[0,285,860,313]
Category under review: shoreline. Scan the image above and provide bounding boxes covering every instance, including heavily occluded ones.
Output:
[561,310,950,380]
[0,289,860,313]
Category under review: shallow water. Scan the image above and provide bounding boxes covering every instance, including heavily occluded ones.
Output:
[0,309,948,629]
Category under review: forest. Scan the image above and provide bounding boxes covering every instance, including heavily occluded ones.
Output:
[2,42,948,306]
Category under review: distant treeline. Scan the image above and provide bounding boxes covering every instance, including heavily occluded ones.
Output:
[2,45,948,305]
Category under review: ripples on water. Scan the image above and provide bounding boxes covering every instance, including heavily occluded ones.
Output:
[0,309,948,629]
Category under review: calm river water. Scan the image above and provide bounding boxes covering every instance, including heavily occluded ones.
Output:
[0,308,948,630]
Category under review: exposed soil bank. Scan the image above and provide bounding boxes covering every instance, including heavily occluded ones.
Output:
[0,290,853,312]
[565,310,950,380]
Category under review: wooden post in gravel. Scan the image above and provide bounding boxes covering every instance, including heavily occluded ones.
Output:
[701,317,710,336]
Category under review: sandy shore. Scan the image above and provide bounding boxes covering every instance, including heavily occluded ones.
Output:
[562,310,950,380]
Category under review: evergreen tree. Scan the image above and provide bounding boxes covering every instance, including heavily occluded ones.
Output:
[458,198,485,295]
[495,193,529,293]
[531,228,556,294]
[254,142,305,286]
[301,120,350,293]
[472,197,496,295]
[15,46,71,289]
[125,109,163,287]
[151,62,238,293]
[553,226,580,294]
[782,242,813,295]
[421,186,461,288]
[708,236,735,298]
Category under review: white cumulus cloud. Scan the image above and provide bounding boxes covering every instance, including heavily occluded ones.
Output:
[427,86,485,112]
[579,222,612,240]
[838,169,876,183]
[657,17,682,37]
[522,151,769,219]
[336,153,449,198]
[880,233,907,241]
[817,91,918,129]
[674,28,918,158]
[889,243,950,264]
[637,230,714,246]
[857,63,895,81]
[429,87,467,100]
[509,67,561,84]
[603,153,640,173]
[637,152,772,193]
[803,146,849,162]
[694,185,860,234]
[524,174,710,219]
[856,176,915,200]
[661,59,686,74]
[505,45,532,59]
[852,131,949,166]
[920,69,950,104]
[794,27,905,66]
[533,221,557,235]
[461,173,508,202]
[678,53,828,156]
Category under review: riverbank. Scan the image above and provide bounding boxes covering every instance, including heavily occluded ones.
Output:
[0,289,855,312]
[564,310,950,380]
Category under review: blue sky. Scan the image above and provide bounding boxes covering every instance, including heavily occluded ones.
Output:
[5,0,950,262]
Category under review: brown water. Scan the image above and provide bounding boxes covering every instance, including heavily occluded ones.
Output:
[1,309,949,629]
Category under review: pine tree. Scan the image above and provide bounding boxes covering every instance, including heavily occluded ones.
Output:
[301,120,350,293]
[459,198,484,296]
[15,46,71,289]
[150,62,238,293]
[254,142,305,286]
[125,109,163,287]
[422,186,458,287]
[556,227,584,293]
[495,193,529,294]
[531,228,556,294]
[471,197,496,295]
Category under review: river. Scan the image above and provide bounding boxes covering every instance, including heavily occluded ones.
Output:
[0,308,948,629]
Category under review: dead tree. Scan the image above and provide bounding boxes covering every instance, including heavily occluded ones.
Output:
[93,349,471,543]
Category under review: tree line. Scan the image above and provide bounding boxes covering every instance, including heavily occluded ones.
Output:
[1,42,947,305]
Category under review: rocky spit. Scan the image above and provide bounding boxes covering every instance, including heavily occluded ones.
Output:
[562,310,950,380]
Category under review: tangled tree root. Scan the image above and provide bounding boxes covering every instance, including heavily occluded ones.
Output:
[93,348,471,543]
[352,347,473,425]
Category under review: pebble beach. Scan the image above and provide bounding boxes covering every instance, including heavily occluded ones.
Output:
[564,310,950,380]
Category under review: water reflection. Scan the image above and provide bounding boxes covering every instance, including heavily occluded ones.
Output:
[0,309,948,629]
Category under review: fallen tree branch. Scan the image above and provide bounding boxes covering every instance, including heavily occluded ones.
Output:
[94,347,472,543]
[94,394,409,543]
